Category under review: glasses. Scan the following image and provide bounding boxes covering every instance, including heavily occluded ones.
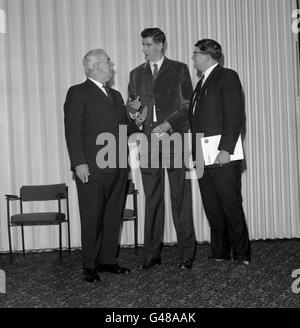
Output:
[193,51,205,55]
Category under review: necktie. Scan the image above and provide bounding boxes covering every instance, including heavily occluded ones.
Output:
[192,74,205,114]
[196,74,205,95]
[153,64,159,79]
[103,84,112,101]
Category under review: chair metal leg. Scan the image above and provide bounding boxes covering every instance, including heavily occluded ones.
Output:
[7,199,13,263]
[59,222,62,263]
[66,196,71,253]
[67,221,71,253]
[21,225,25,256]
[134,218,138,254]
[8,226,13,263]
[133,192,138,254]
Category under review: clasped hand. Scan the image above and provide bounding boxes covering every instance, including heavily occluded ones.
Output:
[127,96,147,127]
[152,121,172,137]
[213,150,231,166]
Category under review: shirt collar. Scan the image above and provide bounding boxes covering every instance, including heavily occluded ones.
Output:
[203,63,218,81]
[88,77,106,89]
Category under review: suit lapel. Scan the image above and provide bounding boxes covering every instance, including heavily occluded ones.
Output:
[198,65,220,101]
[85,79,113,105]
[156,57,170,78]
[192,65,221,118]
[141,62,153,80]
[141,57,171,81]
[107,87,122,123]
[84,79,122,123]
[138,62,156,98]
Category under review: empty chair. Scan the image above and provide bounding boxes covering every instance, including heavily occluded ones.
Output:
[5,183,71,263]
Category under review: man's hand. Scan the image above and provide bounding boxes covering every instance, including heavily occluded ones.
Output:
[135,105,148,127]
[75,164,90,183]
[214,150,231,166]
[127,96,142,116]
[152,121,172,137]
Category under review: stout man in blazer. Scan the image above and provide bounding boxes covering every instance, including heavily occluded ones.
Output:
[64,49,142,282]
[128,28,195,270]
[190,39,251,279]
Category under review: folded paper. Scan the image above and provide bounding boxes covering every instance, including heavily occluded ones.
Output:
[201,134,244,166]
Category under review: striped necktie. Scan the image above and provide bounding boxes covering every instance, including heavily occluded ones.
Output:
[153,64,159,79]
[192,74,205,114]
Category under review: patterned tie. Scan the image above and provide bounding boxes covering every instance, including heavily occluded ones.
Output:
[192,74,205,114]
[196,74,205,95]
[153,63,159,79]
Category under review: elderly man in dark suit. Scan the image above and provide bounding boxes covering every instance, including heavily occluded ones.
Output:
[64,49,142,283]
[190,39,251,279]
[128,28,195,270]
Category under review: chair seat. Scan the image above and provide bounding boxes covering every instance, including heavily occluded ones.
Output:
[11,212,66,225]
[123,209,136,221]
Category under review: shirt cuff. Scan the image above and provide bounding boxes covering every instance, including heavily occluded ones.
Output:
[129,113,138,120]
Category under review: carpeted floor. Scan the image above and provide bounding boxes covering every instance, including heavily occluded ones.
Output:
[0,239,300,308]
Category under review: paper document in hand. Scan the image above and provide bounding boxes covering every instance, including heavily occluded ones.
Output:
[201,135,244,165]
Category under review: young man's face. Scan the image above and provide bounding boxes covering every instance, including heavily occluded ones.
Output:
[142,37,164,62]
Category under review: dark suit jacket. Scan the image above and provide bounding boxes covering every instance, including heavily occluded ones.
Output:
[189,65,244,166]
[128,57,193,135]
[64,79,137,176]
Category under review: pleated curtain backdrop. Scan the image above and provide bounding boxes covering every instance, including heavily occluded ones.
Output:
[0,0,299,252]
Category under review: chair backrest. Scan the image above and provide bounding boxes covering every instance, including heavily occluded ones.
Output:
[20,184,67,201]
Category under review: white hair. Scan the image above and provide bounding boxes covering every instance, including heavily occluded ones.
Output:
[82,49,105,76]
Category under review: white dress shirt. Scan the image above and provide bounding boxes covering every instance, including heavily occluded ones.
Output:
[201,62,218,85]
[149,56,165,122]
[150,56,164,75]
[88,77,108,96]
[193,63,219,114]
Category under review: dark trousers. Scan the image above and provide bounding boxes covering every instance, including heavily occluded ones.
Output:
[198,164,251,261]
[75,169,128,269]
[141,165,195,264]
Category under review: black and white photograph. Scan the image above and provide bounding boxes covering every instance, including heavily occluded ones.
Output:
[0,0,299,313]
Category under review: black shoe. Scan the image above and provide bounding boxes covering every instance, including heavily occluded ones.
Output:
[178,259,193,270]
[198,258,230,271]
[141,258,161,269]
[83,268,100,283]
[98,263,131,274]
[230,260,250,279]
